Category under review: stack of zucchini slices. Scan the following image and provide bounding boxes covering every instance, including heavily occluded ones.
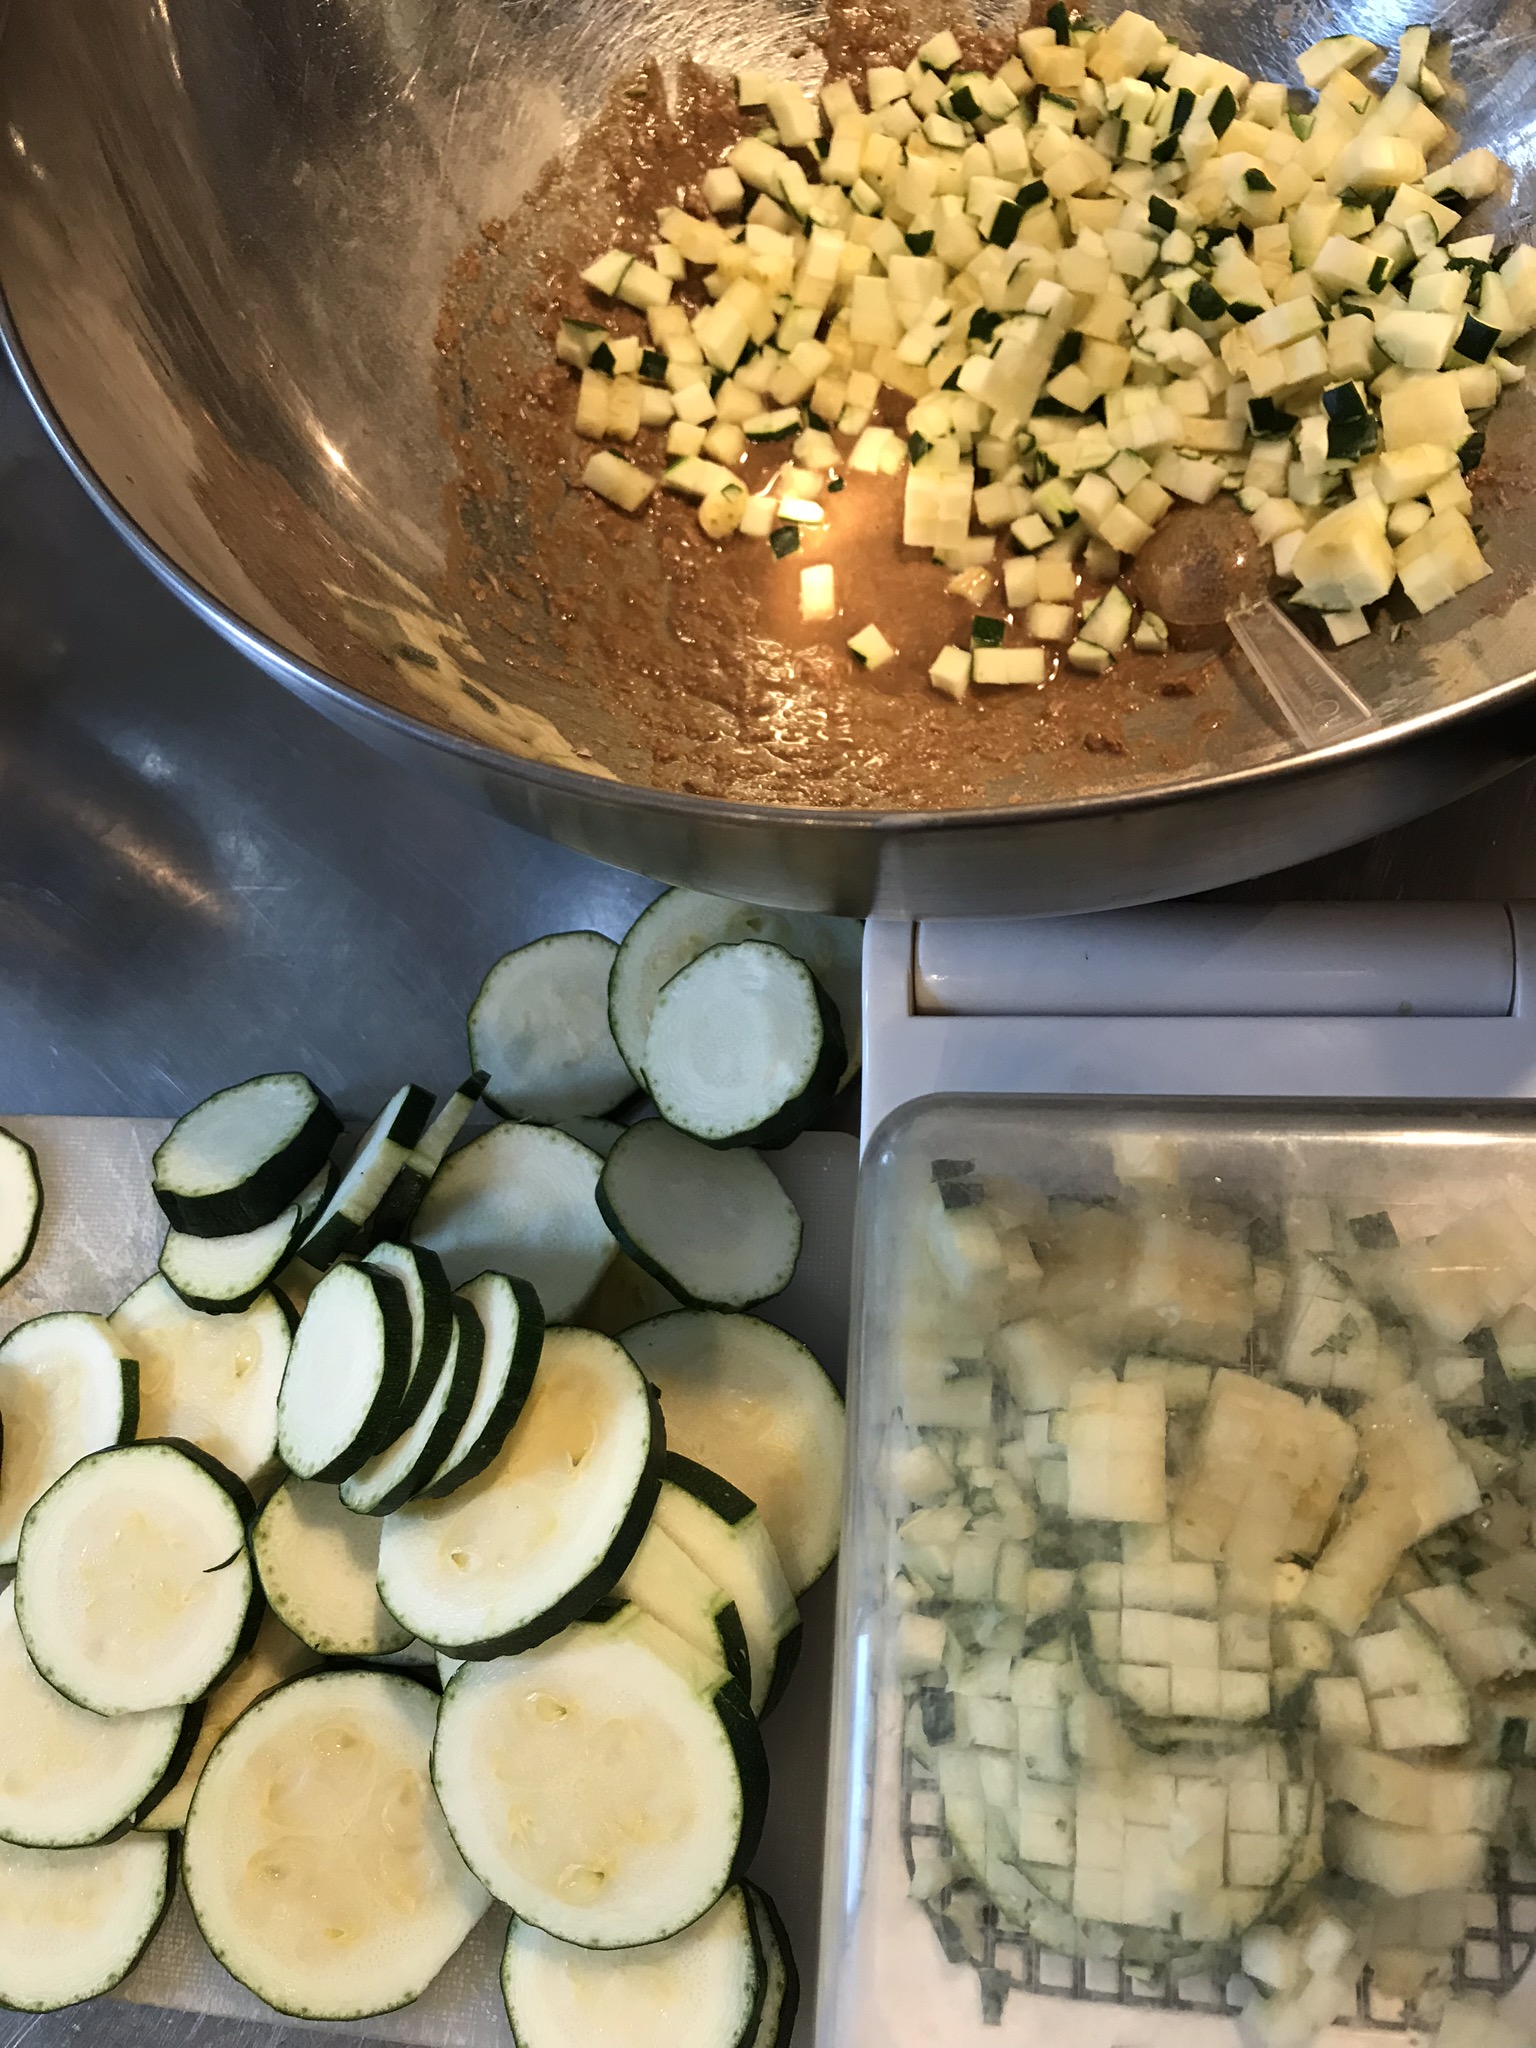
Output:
[0,884,851,2047]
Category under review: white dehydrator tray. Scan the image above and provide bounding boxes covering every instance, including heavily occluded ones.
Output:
[822,902,1536,2048]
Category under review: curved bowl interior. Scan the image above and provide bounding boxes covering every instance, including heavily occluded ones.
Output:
[1,0,1534,910]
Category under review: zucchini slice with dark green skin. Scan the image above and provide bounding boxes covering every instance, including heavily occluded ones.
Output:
[501,1882,766,2048]
[411,1121,616,1318]
[644,942,846,1151]
[654,1457,802,1718]
[275,1262,414,1482]
[376,1328,662,1657]
[0,1125,42,1287]
[434,1603,768,1945]
[0,1311,139,1566]
[0,1832,173,2011]
[598,1122,802,1312]
[0,1580,197,1847]
[742,1884,799,2048]
[339,1295,485,1516]
[15,1439,256,1716]
[183,1669,488,2020]
[622,1310,845,1595]
[152,1072,340,1237]
[253,1477,412,1657]
[417,1270,544,1499]
[297,1083,434,1269]
[469,933,634,1121]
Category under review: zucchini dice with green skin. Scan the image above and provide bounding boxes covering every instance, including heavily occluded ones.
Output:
[1278,1256,1385,1394]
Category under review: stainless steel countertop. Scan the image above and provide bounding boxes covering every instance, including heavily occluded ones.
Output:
[5,346,1536,2048]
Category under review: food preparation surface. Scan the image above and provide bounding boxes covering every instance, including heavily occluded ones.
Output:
[0,317,1535,2048]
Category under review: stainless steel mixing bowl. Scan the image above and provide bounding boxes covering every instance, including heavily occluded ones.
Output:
[1,0,1534,915]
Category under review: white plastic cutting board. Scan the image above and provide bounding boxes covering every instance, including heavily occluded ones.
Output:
[0,1116,857,2048]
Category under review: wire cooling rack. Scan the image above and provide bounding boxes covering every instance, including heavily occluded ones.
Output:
[900,1733,1536,2031]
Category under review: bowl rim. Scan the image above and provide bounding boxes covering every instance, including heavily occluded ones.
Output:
[4,287,1532,837]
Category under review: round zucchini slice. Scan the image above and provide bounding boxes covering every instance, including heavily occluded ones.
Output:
[151,1072,340,1238]
[411,1121,617,1318]
[183,1668,488,2020]
[501,1882,764,2048]
[0,1582,191,1848]
[138,1609,320,1833]
[469,933,634,1121]
[622,1311,845,1594]
[110,1274,292,1488]
[643,942,845,1150]
[433,1603,767,1948]
[253,1476,412,1658]
[0,1833,171,2010]
[0,1311,138,1566]
[0,1125,42,1287]
[15,1440,255,1716]
[377,1328,662,1658]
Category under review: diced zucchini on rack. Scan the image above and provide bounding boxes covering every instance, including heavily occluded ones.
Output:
[559,13,1535,687]
[888,1135,1536,2042]
[0,889,845,2021]
[183,1670,489,2021]
[0,1124,42,1287]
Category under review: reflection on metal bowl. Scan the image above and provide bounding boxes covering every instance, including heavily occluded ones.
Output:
[0,0,1534,914]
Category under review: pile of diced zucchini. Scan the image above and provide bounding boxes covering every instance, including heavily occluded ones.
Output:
[561,11,1533,701]
[890,1147,1536,2041]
